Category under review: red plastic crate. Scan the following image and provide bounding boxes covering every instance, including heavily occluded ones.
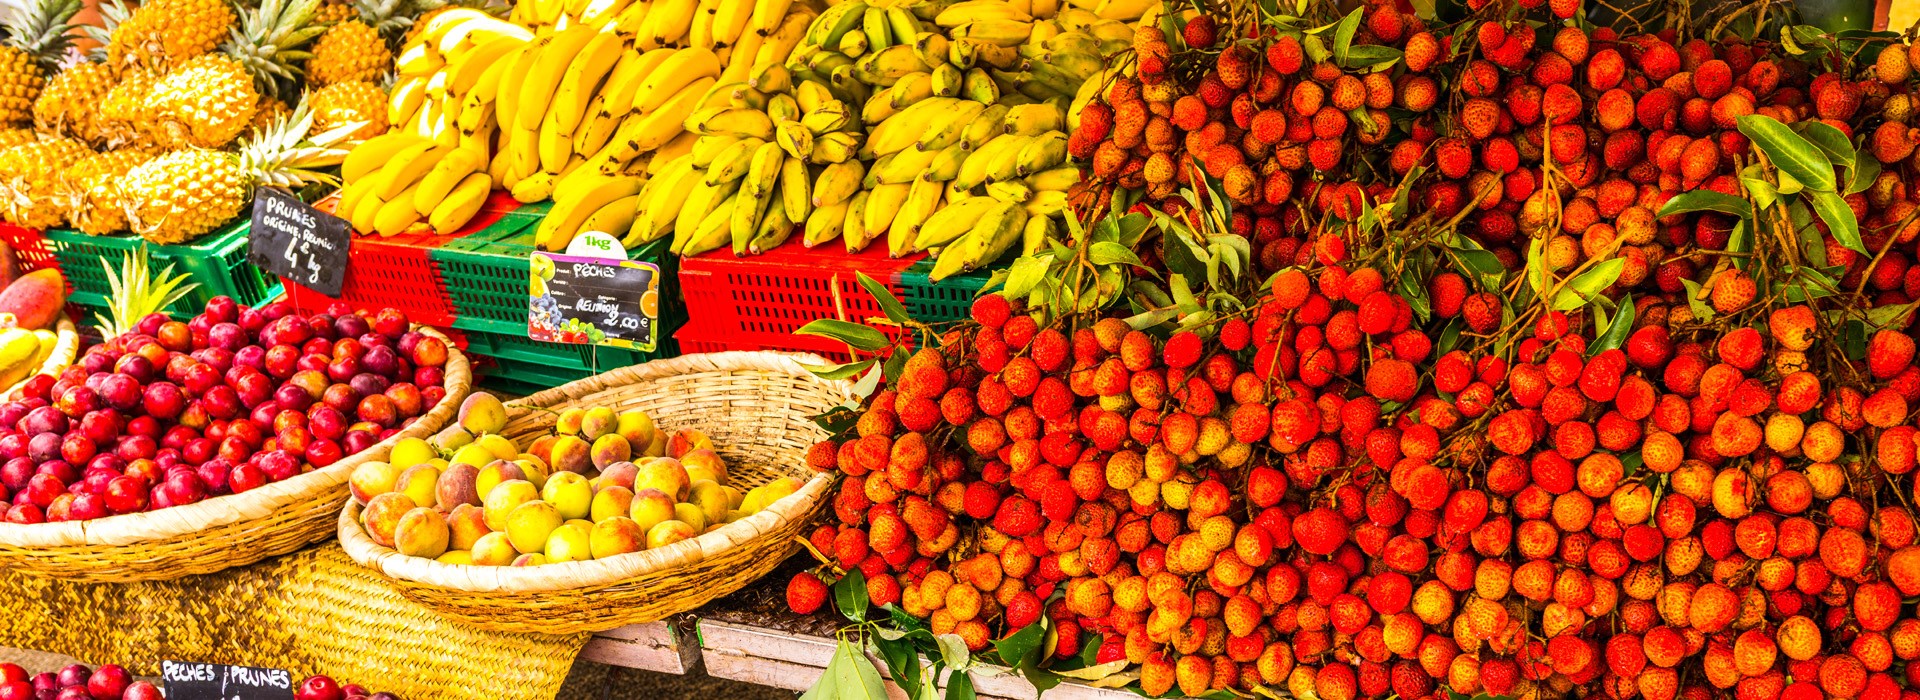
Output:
[677,237,921,357]
[0,224,57,275]
[281,195,527,328]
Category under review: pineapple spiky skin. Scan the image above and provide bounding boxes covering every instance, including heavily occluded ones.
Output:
[311,80,387,140]
[308,20,391,86]
[0,0,84,127]
[122,149,245,244]
[149,54,260,149]
[0,129,35,151]
[0,137,93,228]
[97,68,157,146]
[0,48,43,127]
[106,0,235,73]
[32,62,115,143]
[252,95,292,136]
[61,148,157,235]
[315,0,356,24]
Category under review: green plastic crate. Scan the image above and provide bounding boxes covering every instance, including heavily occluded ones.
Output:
[46,218,282,318]
[432,203,683,338]
[463,329,662,393]
[897,260,996,324]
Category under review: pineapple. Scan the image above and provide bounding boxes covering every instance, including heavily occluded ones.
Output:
[307,20,390,85]
[222,0,328,99]
[61,148,157,235]
[123,101,357,244]
[311,80,387,140]
[0,137,92,228]
[147,54,260,149]
[97,68,157,146]
[32,61,114,143]
[314,0,357,24]
[105,0,235,73]
[252,94,292,134]
[0,0,82,127]
[0,128,34,150]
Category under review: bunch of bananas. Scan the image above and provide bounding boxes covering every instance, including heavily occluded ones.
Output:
[348,0,819,246]
[336,132,494,236]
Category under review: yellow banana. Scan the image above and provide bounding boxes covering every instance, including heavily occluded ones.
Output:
[920,143,968,182]
[690,0,721,50]
[887,176,943,256]
[748,0,792,32]
[598,49,677,121]
[705,137,766,184]
[511,171,558,203]
[688,107,775,139]
[914,99,986,151]
[413,148,489,216]
[954,133,1029,189]
[1025,190,1068,218]
[375,184,425,237]
[370,143,453,199]
[711,0,754,48]
[842,190,873,253]
[672,179,740,253]
[551,30,631,133]
[350,190,387,234]
[632,154,700,244]
[579,194,642,242]
[1002,103,1063,136]
[747,197,795,254]
[871,146,942,185]
[803,200,847,247]
[430,173,494,233]
[573,97,622,156]
[344,132,429,184]
[912,195,998,251]
[811,160,864,207]
[960,103,1011,149]
[603,75,717,163]
[751,8,811,74]
[1024,166,1080,191]
[640,0,700,49]
[729,141,785,253]
[539,176,645,250]
[810,131,862,163]
[862,181,910,241]
[1021,213,1053,254]
[934,0,1033,27]
[446,36,527,97]
[515,24,601,131]
[539,112,576,173]
[779,156,810,224]
[634,48,723,114]
[495,40,545,129]
[682,191,740,257]
[389,77,428,128]
[862,96,960,157]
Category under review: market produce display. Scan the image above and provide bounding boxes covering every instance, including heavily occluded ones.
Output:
[0,662,159,700]
[348,391,805,565]
[0,279,454,523]
[0,0,374,242]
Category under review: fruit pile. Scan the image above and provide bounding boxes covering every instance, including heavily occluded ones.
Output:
[351,393,803,565]
[638,0,1127,270]
[0,662,158,700]
[0,297,452,524]
[0,0,382,241]
[335,0,819,245]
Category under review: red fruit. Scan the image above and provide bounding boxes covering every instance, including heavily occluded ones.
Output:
[787,571,830,614]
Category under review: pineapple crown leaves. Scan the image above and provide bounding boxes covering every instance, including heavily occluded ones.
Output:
[2,0,83,66]
[224,0,328,91]
[352,0,416,36]
[94,248,198,339]
[81,0,132,61]
[241,98,360,189]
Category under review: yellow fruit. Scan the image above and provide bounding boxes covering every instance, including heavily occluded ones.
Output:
[32,62,114,143]
[106,0,236,73]
[311,80,390,140]
[121,150,246,244]
[60,148,160,235]
[309,20,393,85]
[148,54,260,149]
[0,138,92,229]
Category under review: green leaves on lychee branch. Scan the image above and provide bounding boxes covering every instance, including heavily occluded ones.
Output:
[1331,5,1361,64]
[1806,190,1864,258]
[835,567,870,622]
[1737,114,1835,193]
[1657,191,1753,220]
[801,634,887,700]
[1525,234,1627,312]
[1589,293,1635,356]
[1731,114,1867,256]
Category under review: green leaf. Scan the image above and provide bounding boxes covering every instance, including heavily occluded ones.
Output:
[1003,255,1052,299]
[835,569,869,623]
[872,632,922,700]
[1679,278,1715,321]
[1737,114,1836,192]
[1657,190,1753,220]
[1777,168,1805,195]
[990,622,1045,669]
[1808,190,1864,254]
[933,634,971,671]
[1088,241,1143,268]
[1728,220,1751,270]
[1343,44,1401,69]
[1553,258,1626,311]
[1051,659,1130,681]
[801,637,886,700]
[1866,301,1918,331]
[943,670,974,700]
[1619,450,1644,478]
[801,359,879,380]
[882,349,908,382]
[1795,120,1857,167]
[1302,33,1330,63]
[1590,294,1634,355]
[851,362,883,397]
[1331,6,1362,63]
[796,319,890,351]
[855,272,911,324]
[1525,236,1548,297]
[1849,151,1882,195]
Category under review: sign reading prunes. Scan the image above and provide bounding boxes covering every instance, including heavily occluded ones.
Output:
[529,231,660,351]
[160,661,295,700]
[248,187,350,296]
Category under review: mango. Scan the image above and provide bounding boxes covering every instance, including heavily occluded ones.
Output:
[0,269,64,331]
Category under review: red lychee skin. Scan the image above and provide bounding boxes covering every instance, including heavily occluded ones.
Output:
[787,572,830,614]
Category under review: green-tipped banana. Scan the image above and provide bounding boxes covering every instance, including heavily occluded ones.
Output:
[912,32,949,69]
[1015,132,1067,176]
[915,99,987,151]
[806,0,868,49]
[811,131,863,163]
[767,94,802,123]
[862,7,891,50]
[692,134,747,167]
[955,133,1030,190]
[888,71,935,108]
[986,180,1032,202]
[922,143,968,182]
[1025,166,1079,191]
[887,177,944,256]
[912,195,998,251]
[672,179,739,254]
[983,133,1033,183]
[748,63,793,93]
[929,201,1025,280]
[873,146,943,185]
[961,104,1010,149]
[730,143,784,253]
[780,156,812,224]
[805,200,849,247]
[812,160,865,207]
[837,29,869,57]
[962,67,998,103]
[930,63,964,97]
[843,190,874,252]
[884,7,921,49]
[801,101,853,134]
[1025,190,1069,217]
[862,96,961,158]
[705,138,764,184]
[631,154,699,244]
[748,198,796,254]
[853,44,931,86]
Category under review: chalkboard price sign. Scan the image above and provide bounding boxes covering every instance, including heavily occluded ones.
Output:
[160,661,295,700]
[528,233,660,352]
[248,187,350,296]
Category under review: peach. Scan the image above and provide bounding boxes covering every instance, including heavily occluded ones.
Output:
[511,553,548,566]
[666,429,714,458]
[527,435,559,466]
[475,460,528,502]
[448,444,496,470]
[394,507,450,558]
[435,550,472,565]
[635,458,690,501]
[688,480,730,526]
[596,461,638,491]
[544,521,593,563]
[630,488,676,533]
[447,503,490,550]
[542,471,594,520]
[482,479,539,531]
[554,407,587,435]
[591,433,631,470]
[590,517,647,558]
[394,464,441,511]
[506,500,563,554]
[580,407,619,441]
[475,434,520,461]
[471,531,516,565]
[646,520,697,549]
[361,492,417,547]
[434,425,474,451]
[389,437,437,470]
[616,410,656,454]
[457,392,508,435]
[348,461,402,505]
[549,435,592,474]
[435,463,482,510]
[673,501,707,530]
[590,485,634,523]
[681,448,728,486]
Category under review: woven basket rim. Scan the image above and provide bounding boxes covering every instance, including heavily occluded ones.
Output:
[337,350,852,594]
[0,326,472,548]
[0,314,79,401]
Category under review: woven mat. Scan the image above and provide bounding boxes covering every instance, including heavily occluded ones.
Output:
[0,542,589,700]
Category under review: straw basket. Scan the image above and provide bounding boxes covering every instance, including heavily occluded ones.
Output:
[339,351,852,635]
[0,327,471,583]
[0,314,78,400]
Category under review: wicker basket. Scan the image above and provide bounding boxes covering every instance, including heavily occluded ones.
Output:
[0,314,78,400]
[0,327,472,583]
[339,351,851,635]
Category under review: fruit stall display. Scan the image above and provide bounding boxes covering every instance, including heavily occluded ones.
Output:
[339,352,853,634]
[0,662,401,700]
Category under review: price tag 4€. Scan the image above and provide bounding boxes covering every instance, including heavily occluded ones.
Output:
[529,231,662,352]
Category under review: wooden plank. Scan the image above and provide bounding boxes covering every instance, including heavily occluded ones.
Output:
[580,622,696,674]
[694,621,1135,700]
